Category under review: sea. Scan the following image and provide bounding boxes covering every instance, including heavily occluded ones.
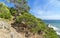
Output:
[43,20,60,35]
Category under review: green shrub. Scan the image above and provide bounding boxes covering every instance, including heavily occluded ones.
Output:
[0,2,12,20]
[9,7,18,16]
[15,12,59,38]
[0,13,11,19]
[16,12,46,32]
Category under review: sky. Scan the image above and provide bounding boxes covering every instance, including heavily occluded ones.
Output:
[0,0,14,7]
[28,0,60,20]
[0,0,60,20]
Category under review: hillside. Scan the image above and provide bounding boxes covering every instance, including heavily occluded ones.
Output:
[0,1,59,38]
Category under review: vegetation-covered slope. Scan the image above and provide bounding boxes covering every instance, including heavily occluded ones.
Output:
[0,0,59,38]
[0,2,12,20]
[13,11,58,38]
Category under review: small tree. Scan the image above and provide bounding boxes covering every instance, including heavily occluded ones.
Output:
[7,0,30,15]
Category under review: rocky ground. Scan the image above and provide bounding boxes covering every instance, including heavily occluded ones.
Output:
[0,19,44,38]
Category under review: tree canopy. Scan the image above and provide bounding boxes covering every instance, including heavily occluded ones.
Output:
[7,0,29,15]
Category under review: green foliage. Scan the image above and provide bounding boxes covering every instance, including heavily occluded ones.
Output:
[9,7,18,16]
[16,12,46,32]
[0,2,12,20]
[58,35,60,38]
[16,12,59,38]
[0,1,59,38]
[7,0,30,14]
[44,28,59,38]
[0,12,11,19]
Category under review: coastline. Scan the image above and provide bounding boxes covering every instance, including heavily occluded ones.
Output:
[48,24,60,35]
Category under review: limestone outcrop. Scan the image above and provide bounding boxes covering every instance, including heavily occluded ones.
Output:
[0,20,21,38]
[0,20,44,38]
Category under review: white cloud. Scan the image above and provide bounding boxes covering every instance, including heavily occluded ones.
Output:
[44,0,60,11]
[42,15,60,20]
[29,0,60,20]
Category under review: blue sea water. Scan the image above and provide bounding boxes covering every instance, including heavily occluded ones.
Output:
[43,20,60,28]
[43,20,60,35]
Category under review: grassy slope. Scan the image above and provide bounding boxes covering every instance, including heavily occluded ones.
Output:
[0,2,59,38]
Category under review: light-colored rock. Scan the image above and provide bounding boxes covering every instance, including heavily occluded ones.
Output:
[0,20,44,38]
[0,20,21,38]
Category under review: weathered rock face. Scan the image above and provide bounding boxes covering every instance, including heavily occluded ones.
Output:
[0,20,44,38]
[0,20,21,38]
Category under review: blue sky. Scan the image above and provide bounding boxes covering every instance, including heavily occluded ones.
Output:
[0,0,14,7]
[0,0,60,20]
[28,0,60,20]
